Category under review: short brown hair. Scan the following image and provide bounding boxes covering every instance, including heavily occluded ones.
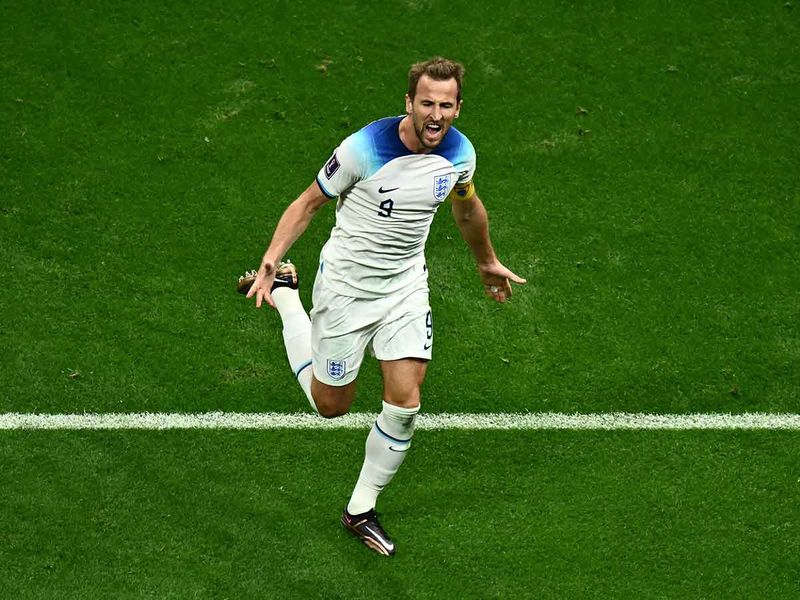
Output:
[407,57,465,102]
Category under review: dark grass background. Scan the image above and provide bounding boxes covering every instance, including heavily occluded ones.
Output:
[1,0,799,596]
[2,430,799,598]
[1,431,798,599]
[2,0,797,414]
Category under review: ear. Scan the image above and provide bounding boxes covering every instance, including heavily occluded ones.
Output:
[454,99,463,119]
[405,94,413,114]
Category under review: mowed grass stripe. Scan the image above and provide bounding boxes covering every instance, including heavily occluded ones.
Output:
[1,412,799,430]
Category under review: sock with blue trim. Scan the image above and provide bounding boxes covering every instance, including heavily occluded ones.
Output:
[346,401,419,515]
[272,287,317,414]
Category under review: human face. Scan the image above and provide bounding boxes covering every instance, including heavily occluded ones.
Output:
[404,75,461,151]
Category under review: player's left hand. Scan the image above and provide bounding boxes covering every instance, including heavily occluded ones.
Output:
[478,260,526,303]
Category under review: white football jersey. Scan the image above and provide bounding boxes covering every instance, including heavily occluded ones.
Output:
[315,116,476,298]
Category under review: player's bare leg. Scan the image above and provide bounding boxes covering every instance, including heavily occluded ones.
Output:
[342,358,426,556]
[380,358,427,409]
[311,376,357,418]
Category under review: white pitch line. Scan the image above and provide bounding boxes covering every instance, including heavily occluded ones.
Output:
[0,412,799,431]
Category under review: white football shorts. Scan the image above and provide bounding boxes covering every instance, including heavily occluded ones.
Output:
[309,270,433,387]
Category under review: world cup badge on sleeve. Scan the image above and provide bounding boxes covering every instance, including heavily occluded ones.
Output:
[324,153,340,179]
[326,359,346,381]
[433,174,452,201]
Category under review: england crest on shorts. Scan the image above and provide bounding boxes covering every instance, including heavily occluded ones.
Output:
[326,359,346,381]
[433,174,452,201]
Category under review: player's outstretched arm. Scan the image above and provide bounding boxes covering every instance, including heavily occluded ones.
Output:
[246,181,331,309]
[451,192,526,303]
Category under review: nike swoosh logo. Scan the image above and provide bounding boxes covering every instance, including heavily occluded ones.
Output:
[423,343,432,350]
[388,446,409,453]
[364,525,395,551]
[378,186,399,193]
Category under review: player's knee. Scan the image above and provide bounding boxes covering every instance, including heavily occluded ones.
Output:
[315,398,349,419]
[311,386,352,418]
[383,387,421,409]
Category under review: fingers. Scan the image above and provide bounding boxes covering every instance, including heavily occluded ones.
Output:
[484,282,509,303]
[244,262,277,309]
[263,289,276,309]
[479,262,527,286]
[483,269,523,303]
[244,279,276,310]
[497,265,526,285]
[250,285,276,309]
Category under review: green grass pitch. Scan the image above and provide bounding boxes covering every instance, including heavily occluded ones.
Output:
[1,0,798,597]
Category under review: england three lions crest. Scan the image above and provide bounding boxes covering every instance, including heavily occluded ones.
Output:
[326,359,346,381]
[433,174,452,202]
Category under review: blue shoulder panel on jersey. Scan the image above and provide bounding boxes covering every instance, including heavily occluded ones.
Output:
[354,116,413,179]
[432,125,474,169]
[348,117,473,179]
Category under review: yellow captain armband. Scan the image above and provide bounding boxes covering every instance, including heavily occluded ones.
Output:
[448,180,475,201]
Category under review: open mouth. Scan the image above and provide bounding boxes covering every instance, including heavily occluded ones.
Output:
[424,122,443,138]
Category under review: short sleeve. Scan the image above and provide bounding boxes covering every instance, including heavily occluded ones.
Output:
[456,137,477,185]
[315,134,367,198]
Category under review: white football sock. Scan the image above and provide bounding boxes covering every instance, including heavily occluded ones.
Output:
[272,287,317,414]
[346,401,419,515]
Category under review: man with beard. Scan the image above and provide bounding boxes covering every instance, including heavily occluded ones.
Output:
[238,57,525,556]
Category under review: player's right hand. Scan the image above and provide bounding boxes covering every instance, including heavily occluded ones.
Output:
[246,260,277,309]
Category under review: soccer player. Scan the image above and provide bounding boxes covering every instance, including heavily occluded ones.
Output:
[238,57,525,556]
